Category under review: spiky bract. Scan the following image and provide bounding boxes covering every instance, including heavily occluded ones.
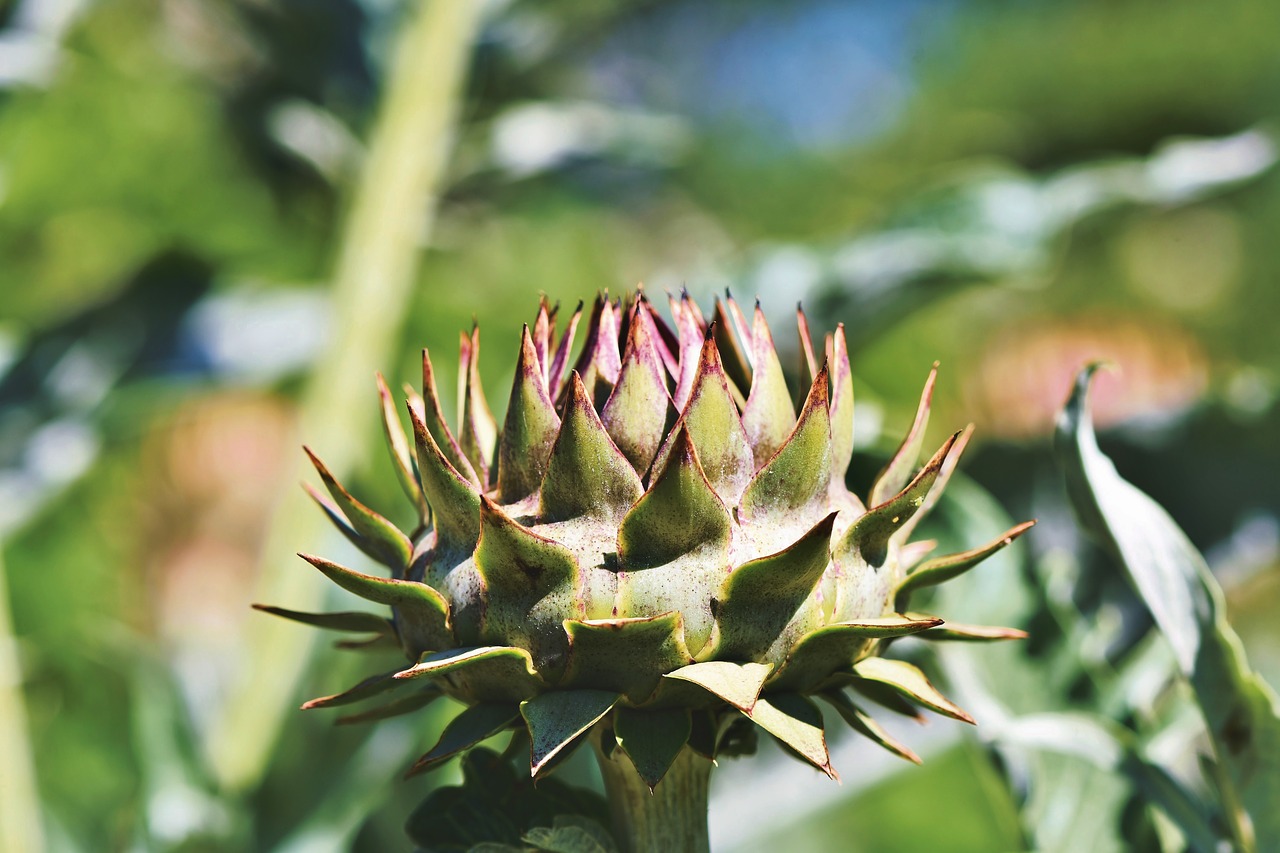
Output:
[263,290,1032,787]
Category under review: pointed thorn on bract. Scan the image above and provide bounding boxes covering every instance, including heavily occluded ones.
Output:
[404,756,437,780]
[673,424,698,465]
[1008,519,1037,543]
[296,551,331,571]
[802,359,831,411]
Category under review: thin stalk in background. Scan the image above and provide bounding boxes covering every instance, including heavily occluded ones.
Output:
[207,0,487,792]
[0,543,45,853]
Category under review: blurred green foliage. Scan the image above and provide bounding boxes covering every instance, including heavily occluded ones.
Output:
[2,0,1278,850]
[0,0,326,326]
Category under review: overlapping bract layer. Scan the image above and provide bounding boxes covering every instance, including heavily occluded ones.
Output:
[263,290,1032,788]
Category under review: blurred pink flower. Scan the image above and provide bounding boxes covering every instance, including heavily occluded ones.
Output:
[964,315,1209,440]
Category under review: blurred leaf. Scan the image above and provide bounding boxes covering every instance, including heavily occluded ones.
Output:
[1057,364,1280,851]
[1001,712,1221,853]
[523,815,618,853]
[128,657,242,849]
[727,743,1022,853]
[273,717,435,853]
[920,475,1135,852]
[0,3,318,327]
[404,748,609,852]
[407,703,520,777]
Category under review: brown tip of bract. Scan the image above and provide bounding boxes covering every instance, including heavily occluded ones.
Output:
[671,424,698,465]
[517,324,547,387]
[695,322,723,370]
[1006,519,1038,543]
[568,369,589,406]
[805,359,831,409]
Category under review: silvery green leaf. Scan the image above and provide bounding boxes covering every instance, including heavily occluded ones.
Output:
[1057,365,1280,851]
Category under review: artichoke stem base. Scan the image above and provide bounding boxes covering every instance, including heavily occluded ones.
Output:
[593,740,713,853]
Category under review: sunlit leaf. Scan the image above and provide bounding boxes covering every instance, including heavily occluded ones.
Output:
[1057,364,1280,851]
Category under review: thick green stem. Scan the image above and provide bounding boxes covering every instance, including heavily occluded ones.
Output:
[594,745,713,853]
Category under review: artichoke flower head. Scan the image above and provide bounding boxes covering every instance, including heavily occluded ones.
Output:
[262,289,1032,788]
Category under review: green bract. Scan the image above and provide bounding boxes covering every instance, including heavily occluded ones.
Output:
[263,290,1032,787]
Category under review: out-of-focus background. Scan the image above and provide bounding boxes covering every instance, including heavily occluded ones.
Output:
[1,1,1278,851]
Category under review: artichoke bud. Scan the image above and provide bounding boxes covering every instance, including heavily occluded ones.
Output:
[263,288,1033,787]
